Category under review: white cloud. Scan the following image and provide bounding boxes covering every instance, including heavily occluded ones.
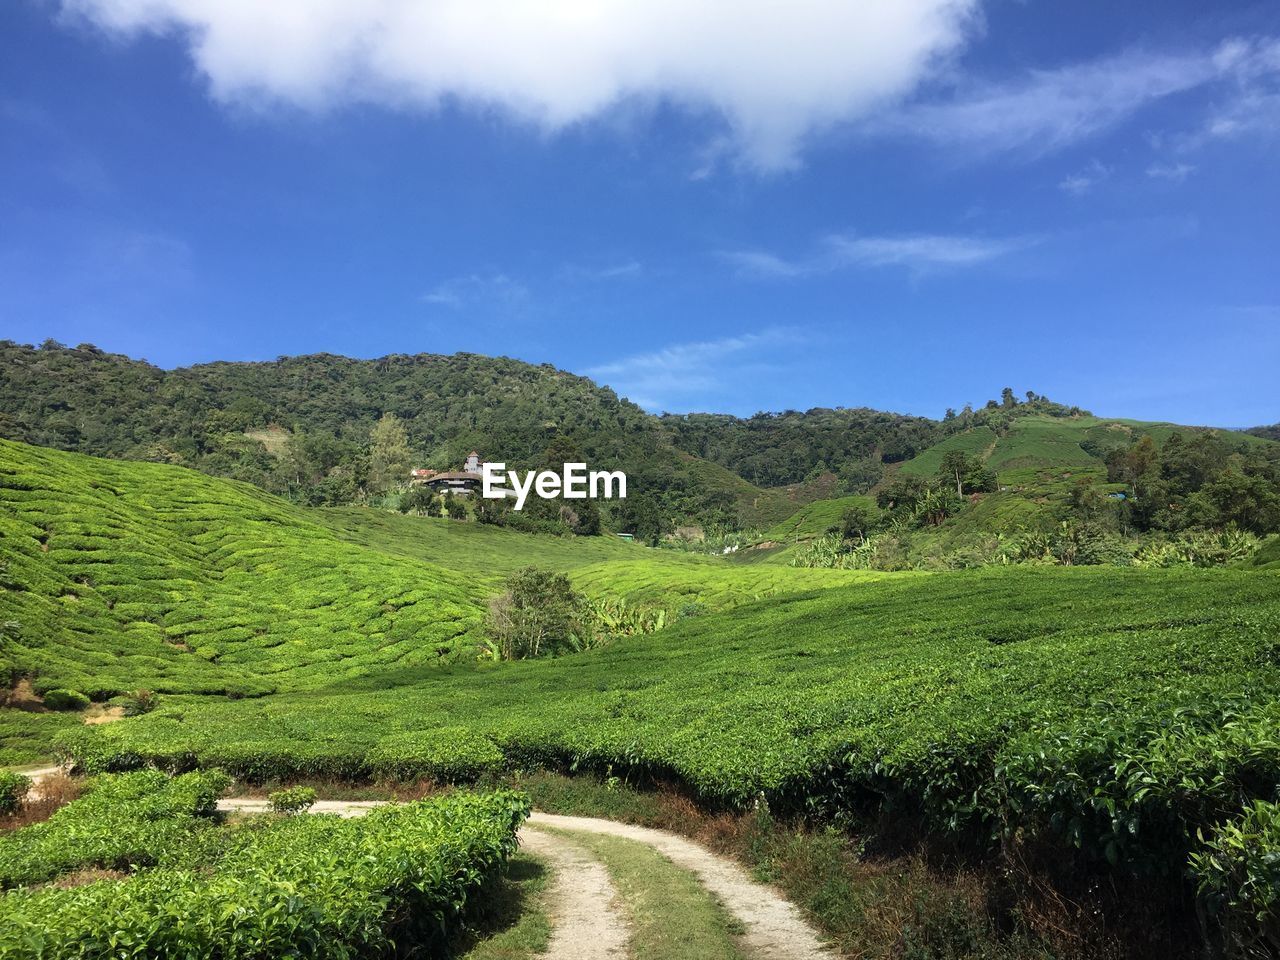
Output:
[559,259,643,281]
[60,0,978,172]
[723,231,1030,278]
[827,232,1028,267]
[419,273,529,309]
[588,329,800,410]
[719,250,809,279]
[1058,159,1111,196]
[874,36,1280,157]
[1146,162,1196,182]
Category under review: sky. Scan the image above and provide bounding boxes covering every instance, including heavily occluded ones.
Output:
[1,0,1278,427]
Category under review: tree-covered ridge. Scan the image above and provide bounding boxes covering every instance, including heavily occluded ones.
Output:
[661,407,940,487]
[1247,423,1280,443]
[2,340,1270,539]
[0,339,657,481]
[660,389,1098,491]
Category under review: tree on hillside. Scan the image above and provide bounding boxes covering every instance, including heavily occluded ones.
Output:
[936,452,999,498]
[616,492,666,545]
[1188,472,1280,534]
[877,474,930,513]
[399,485,435,517]
[837,502,879,543]
[484,567,588,660]
[837,456,884,495]
[915,487,964,527]
[369,413,412,495]
[939,451,970,497]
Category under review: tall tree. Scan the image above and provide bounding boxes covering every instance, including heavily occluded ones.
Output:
[368,413,412,495]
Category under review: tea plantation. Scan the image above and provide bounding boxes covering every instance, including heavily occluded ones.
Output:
[0,439,867,763]
[4,437,1280,949]
[0,772,529,958]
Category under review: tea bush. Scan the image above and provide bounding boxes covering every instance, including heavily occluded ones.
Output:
[0,769,229,888]
[267,785,316,815]
[0,773,30,816]
[1190,799,1280,956]
[41,689,89,712]
[0,789,530,959]
[368,728,504,782]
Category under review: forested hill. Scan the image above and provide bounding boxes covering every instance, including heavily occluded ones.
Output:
[0,340,657,466]
[661,391,1091,490]
[662,409,939,487]
[5,339,1265,537]
[0,340,816,526]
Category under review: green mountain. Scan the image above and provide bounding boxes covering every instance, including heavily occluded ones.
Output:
[0,340,808,528]
[3,340,1274,553]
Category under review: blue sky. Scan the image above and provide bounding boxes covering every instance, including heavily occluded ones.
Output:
[1,0,1278,426]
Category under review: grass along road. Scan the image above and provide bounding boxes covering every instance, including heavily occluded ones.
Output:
[216,797,834,960]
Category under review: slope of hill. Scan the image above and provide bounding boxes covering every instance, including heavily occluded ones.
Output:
[5,434,1280,952]
[64,562,1280,955]
[0,438,880,762]
[662,407,939,486]
[0,340,801,528]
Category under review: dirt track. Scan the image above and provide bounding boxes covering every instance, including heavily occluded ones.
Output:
[215,797,834,959]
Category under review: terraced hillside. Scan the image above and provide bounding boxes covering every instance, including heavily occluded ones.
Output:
[4,436,1280,952]
[67,565,1280,938]
[0,439,876,762]
[898,414,1265,478]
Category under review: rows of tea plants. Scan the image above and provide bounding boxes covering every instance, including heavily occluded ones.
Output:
[0,439,861,734]
[0,774,529,959]
[0,769,228,887]
[66,570,1279,874]
[0,440,485,700]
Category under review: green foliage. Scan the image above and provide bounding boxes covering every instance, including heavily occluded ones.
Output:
[445,491,468,520]
[122,689,157,717]
[1191,800,1280,956]
[398,484,436,516]
[368,412,412,495]
[369,729,504,782]
[835,502,880,542]
[0,340,803,531]
[268,785,317,814]
[1131,529,1261,568]
[0,770,230,888]
[790,533,893,570]
[0,788,530,959]
[581,597,667,640]
[42,689,90,712]
[0,772,31,815]
[1106,431,1280,535]
[483,568,589,661]
[663,407,939,487]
